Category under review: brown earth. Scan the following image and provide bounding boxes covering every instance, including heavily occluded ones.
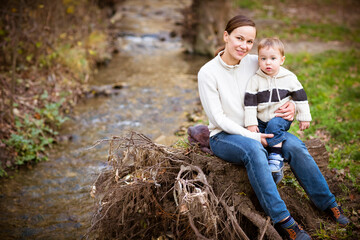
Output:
[87,133,359,239]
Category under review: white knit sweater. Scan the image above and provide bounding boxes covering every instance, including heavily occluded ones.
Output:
[244,67,312,127]
[198,52,261,142]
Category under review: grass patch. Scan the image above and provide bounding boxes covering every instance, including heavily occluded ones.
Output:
[285,49,360,188]
[234,0,360,42]
[234,0,262,9]
[1,91,69,176]
[315,222,356,239]
[257,21,360,42]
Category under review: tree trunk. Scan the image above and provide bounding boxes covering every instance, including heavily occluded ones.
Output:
[183,0,232,56]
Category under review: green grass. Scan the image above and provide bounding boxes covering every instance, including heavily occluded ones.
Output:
[257,22,360,42]
[314,222,356,239]
[234,0,360,42]
[285,49,360,188]
[234,0,262,9]
[1,92,69,176]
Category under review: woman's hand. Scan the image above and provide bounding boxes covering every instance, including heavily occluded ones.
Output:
[275,101,295,121]
[260,133,274,147]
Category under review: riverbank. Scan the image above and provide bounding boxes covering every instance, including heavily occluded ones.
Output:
[0,1,205,238]
[0,1,119,176]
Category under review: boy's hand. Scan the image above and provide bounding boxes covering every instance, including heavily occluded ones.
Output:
[247,125,259,133]
[299,121,310,130]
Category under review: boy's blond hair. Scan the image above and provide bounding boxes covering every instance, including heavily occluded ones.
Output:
[258,37,285,56]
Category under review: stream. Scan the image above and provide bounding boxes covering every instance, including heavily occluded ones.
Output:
[0,0,208,239]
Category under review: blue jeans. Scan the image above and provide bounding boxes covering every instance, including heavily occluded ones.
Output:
[258,117,292,147]
[210,131,335,223]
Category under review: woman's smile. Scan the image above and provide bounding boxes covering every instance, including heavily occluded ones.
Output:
[221,25,256,65]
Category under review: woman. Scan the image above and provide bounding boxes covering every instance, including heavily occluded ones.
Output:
[197,15,349,240]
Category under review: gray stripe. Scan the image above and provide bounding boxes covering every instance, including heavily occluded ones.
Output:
[247,88,307,105]
[291,89,308,101]
[244,93,257,106]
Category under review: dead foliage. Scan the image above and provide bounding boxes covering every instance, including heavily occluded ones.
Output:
[85,132,282,240]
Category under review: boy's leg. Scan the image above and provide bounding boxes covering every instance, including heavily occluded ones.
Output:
[264,117,292,184]
[265,117,292,147]
[257,118,267,133]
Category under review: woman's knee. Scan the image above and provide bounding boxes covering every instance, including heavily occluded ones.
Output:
[282,133,309,159]
[211,134,266,164]
[245,141,268,163]
[246,139,264,152]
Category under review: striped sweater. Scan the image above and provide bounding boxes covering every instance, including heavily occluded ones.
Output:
[244,67,312,127]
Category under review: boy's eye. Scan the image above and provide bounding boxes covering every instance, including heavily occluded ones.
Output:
[261,58,266,61]
[247,40,253,44]
[272,57,276,60]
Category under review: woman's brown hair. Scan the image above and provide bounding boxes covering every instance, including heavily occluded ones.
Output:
[215,15,256,56]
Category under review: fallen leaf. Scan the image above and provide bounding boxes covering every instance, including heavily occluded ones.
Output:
[349,194,355,201]
[90,185,96,198]
[34,112,41,119]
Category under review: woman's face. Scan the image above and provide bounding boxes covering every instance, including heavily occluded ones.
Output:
[222,26,256,65]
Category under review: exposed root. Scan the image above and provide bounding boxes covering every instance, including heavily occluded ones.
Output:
[85,131,283,239]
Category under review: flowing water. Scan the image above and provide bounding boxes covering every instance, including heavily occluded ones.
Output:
[0,1,208,239]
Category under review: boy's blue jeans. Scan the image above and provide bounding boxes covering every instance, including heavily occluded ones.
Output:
[258,117,292,147]
[210,131,335,223]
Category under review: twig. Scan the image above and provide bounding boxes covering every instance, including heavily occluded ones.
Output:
[83,138,112,151]
[240,206,282,240]
[187,213,212,240]
[84,201,118,239]
[220,199,250,240]
[259,216,271,240]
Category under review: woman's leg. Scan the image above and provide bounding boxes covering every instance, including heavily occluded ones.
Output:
[210,131,290,223]
[282,132,336,210]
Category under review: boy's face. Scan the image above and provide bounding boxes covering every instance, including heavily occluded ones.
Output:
[258,46,285,77]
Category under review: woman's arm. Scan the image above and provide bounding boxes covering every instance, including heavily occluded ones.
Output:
[198,69,261,142]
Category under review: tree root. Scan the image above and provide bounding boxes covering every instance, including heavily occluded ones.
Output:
[86,131,285,239]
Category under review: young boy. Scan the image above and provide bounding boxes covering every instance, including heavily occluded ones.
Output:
[244,37,312,184]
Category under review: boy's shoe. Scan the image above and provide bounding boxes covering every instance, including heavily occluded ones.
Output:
[283,222,311,240]
[325,205,350,227]
[268,153,284,184]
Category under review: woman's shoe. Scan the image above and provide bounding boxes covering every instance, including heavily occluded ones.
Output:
[325,205,351,227]
[283,222,311,240]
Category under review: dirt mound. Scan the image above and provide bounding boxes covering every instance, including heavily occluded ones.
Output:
[85,132,359,239]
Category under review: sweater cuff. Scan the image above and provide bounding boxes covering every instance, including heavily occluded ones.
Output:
[296,113,312,122]
[245,131,261,143]
[295,102,312,121]
[245,108,258,127]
